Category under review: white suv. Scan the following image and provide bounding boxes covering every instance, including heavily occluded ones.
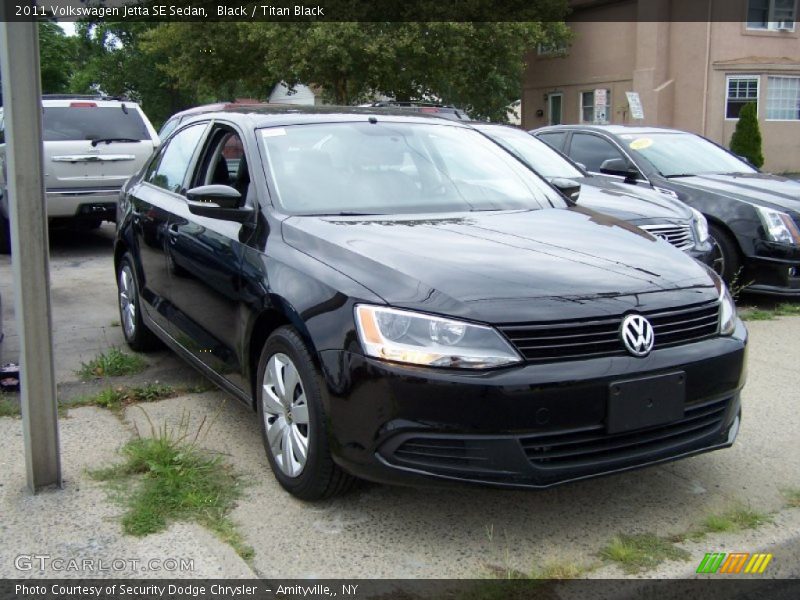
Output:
[0,96,159,253]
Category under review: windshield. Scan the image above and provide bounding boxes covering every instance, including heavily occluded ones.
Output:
[477,125,584,180]
[621,133,756,177]
[259,121,564,215]
[42,106,150,142]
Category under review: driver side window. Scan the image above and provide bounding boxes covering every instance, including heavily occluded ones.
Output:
[192,126,251,202]
[569,133,626,173]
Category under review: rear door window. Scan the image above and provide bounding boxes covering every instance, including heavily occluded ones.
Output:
[537,131,568,152]
[568,133,626,172]
[42,106,150,142]
[148,123,207,193]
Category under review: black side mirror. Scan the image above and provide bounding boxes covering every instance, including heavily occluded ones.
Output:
[600,158,640,183]
[550,178,581,202]
[185,185,253,223]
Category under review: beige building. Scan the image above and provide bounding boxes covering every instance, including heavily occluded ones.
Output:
[522,0,800,172]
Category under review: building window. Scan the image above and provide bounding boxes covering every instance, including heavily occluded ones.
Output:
[747,0,796,30]
[726,76,759,119]
[766,76,800,120]
[580,90,610,124]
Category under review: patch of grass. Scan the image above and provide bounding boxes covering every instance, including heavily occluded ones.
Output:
[740,303,800,321]
[598,533,690,574]
[73,383,176,412]
[483,559,591,581]
[91,412,250,560]
[180,380,216,394]
[0,395,21,417]
[781,488,800,509]
[110,320,121,327]
[700,507,772,534]
[78,347,147,380]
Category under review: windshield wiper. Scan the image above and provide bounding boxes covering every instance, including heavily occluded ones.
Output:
[315,212,380,217]
[90,137,141,147]
[664,173,697,179]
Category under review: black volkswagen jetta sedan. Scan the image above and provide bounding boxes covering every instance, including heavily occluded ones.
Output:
[535,125,800,294]
[471,123,714,265]
[115,107,746,500]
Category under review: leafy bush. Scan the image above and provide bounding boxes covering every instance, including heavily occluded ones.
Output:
[729,103,764,168]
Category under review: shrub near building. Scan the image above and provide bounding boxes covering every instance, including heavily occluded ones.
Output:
[730,103,764,168]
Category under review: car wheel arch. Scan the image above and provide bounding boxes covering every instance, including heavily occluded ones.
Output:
[246,304,320,410]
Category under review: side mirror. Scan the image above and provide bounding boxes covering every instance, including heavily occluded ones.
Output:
[550,178,581,202]
[185,185,253,223]
[600,158,640,183]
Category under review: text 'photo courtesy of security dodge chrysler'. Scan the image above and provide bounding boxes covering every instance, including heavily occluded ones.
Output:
[114,107,747,500]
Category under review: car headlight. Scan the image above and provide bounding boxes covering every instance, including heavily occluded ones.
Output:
[690,208,710,244]
[354,305,522,369]
[756,206,800,245]
[719,284,736,336]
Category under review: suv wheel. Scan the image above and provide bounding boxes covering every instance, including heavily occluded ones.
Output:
[709,224,741,284]
[256,326,356,500]
[116,253,161,351]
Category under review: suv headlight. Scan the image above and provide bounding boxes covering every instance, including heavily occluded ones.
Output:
[354,305,521,369]
[756,206,800,245]
[719,284,736,336]
[690,208,709,244]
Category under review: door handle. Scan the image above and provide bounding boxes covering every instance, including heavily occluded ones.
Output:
[167,223,179,245]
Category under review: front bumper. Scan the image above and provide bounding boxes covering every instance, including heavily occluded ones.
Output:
[318,320,747,489]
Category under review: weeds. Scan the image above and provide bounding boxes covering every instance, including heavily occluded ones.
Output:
[0,395,21,417]
[91,406,250,558]
[699,506,773,534]
[73,383,176,412]
[739,303,800,321]
[598,533,689,574]
[781,488,800,508]
[78,347,147,379]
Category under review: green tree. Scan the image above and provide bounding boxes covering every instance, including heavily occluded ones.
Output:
[69,22,197,127]
[729,102,764,168]
[141,19,571,121]
[38,22,78,93]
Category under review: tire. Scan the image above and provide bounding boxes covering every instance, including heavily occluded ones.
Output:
[256,326,356,500]
[116,253,162,351]
[708,224,741,284]
[0,213,10,255]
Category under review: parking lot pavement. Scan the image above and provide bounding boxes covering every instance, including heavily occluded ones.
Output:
[0,229,799,579]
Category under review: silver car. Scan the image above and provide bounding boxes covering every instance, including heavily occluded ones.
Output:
[0,95,159,253]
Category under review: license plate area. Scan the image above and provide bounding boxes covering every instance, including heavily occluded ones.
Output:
[607,371,686,434]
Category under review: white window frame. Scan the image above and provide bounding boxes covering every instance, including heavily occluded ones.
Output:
[725,75,760,120]
[765,75,800,121]
[537,42,568,56]
[579,89,611,124]
[746,0,797,31]
[547,92,564,126]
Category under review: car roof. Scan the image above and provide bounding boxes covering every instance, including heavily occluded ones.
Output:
[178,105,472,129]
[534,124,690,136]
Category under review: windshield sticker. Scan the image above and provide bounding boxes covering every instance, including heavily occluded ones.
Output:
[629,137,653,150]
[261,128,287,137]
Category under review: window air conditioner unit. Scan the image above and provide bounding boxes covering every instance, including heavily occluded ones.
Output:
[777,20,794,30]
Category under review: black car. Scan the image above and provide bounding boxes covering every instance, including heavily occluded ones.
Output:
[472,123,713,265]
[534,125,800,295]
[115,107,746,500]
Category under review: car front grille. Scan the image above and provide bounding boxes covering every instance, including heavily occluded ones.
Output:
[498,300,720,363]
[520,396,730,468]
[640,223,695,250]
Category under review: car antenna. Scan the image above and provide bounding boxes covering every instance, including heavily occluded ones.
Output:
[368,116,378,124]
[121,103,128,114]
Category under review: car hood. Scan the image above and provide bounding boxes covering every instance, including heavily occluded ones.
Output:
[668,173,800,213]
[570,176,693,223]
[282,208,715,323]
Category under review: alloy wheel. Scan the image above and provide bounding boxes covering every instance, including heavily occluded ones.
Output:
[118,265,137,339]
[709,236,725,278]
[262,353,311,477]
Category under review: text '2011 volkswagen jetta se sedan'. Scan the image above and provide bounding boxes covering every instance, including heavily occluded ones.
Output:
[115,107,747,500]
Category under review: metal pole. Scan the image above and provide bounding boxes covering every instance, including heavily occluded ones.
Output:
[0,18,62,492]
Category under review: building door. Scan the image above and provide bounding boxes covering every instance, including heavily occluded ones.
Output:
[548,93,563,125]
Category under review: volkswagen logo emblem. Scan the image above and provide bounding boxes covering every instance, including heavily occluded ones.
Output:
[620,314,654,357]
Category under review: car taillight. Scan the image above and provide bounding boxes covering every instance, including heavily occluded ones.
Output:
[69,102,97,107]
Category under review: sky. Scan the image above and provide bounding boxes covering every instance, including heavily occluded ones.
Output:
[58,22,77,36]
